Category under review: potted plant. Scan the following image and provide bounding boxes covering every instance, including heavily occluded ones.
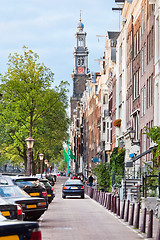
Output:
[113,119,121,127]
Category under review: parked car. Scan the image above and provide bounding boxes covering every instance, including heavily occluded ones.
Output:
[62,179,85,199]
[0,197,23,220]
[0,176,48,220]
[0,214,41,239]
[12,176,48,205]
[46,174,55,186]
[39,178,55,203]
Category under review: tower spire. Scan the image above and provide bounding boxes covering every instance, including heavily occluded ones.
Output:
[80,10,82,22]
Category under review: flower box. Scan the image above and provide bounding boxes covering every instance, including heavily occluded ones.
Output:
[113,119,121,127]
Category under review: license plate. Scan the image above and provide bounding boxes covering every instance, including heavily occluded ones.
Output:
[26,204,37,209]
[30,192,39,196]
[71,187,78,189]
[1,211,10,216]
[0,236,19,240]
[47,194,51,197]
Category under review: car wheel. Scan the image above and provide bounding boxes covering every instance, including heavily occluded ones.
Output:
[81,194,85,199]
[62,194,66,199]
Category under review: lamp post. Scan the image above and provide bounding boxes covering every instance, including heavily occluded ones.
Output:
[128,128,140,146]
[39,153,44,178]
[44,159,48,176]
[25,137,34,176]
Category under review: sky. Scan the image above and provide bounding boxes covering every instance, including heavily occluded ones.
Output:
[0,0,120,102]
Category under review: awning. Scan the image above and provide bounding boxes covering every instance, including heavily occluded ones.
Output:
[131,146,156,162]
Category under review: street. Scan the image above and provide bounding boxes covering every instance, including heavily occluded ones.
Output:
[40,176,143,240]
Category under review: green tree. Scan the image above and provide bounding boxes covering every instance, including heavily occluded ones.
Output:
[93,162,111,192]
[0,46,70,174]
[110,147,125,187]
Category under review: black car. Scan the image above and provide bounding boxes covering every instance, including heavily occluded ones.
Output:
[0,197,23,220]
[0,176,47,221]
[39,178,55,203]
[0,214,41,239]
[46,174,55,186]
[62,179,85,199]
[12,176,48,205]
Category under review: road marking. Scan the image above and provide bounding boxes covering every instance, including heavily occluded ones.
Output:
[53,227,72,230]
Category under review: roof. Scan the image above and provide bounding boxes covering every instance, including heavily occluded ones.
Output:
[107,31,120,40]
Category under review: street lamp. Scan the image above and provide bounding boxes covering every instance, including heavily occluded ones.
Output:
[128,128,140,146]
[39,153,44,178]
[44,159,48,176]
[25,137,34,176]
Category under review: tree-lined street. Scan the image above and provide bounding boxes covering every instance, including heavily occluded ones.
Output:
[40,177,142,240]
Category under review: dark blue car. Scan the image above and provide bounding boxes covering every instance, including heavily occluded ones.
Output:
[62,179,84,199]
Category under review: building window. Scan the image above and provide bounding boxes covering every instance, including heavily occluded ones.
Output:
[141,88,144,117]
[103,94,108,104]
[106,122,109,143]
[144,43,147,72]
[103,122,106,133]
[141,48,144,75]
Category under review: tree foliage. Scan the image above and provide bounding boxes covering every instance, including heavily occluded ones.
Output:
[93,162,111,192]
[93,147,125,192]
[0,47,70,173]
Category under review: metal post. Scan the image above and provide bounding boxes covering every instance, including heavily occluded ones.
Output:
[117,198,120,216]
[145,175,147,198]
[129,203,135,226]
[125,180,127,199]
[40,160,43,178]
[124,200,130,222]
[140,208,146,233]
[147,209,153,238]
[142,176,144,198]
[134,202,140,229]
[27,149,32,175]
[120,200,125,219]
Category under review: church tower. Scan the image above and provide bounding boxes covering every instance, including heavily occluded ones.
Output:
[70,15,90,120]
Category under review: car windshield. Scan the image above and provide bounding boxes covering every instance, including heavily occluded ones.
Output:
[65,180,82,185]
[15,179,42,188]
[0,186,29,198]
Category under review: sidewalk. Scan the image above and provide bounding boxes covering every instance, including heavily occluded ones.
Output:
[85,187,160,239]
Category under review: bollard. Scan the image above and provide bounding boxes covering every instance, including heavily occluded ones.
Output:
[140,208,146,233]
[108,193,111,210]
[120,200,125,219]
[96,190,99,202]
[114,196,117,214]
[104,192,106,207]
[105,194,107,207]
[102,192,104,205]
[90,187,93,199]
[129,203,135,226]
[111,195,114,212]
[99,191,102,204]
[124,200,130,222]
[106,194,109,209]
[134,202,140,229]
[147,209,153,238]
[117,198,120,216]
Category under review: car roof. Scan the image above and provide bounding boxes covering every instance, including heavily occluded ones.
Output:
[65,179,82,185]
[12,176,38,181]
[0,176,15,186]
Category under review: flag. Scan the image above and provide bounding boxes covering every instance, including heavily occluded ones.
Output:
[70,150,75,160]
[64,148,69,163]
